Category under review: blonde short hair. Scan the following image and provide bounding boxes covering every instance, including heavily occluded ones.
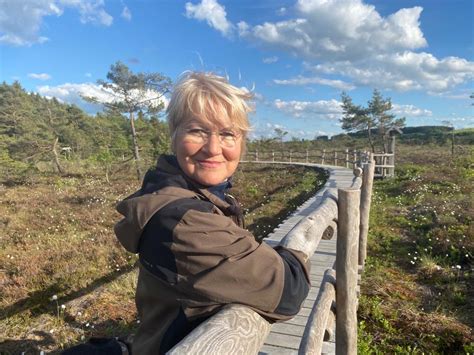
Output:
[167,71,253,149]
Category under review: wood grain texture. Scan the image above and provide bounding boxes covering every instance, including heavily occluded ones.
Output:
[299,269,336,355]
[168,304,271,355]
[359,159,375,267]
[279,189,338,260]
[336,189,360,355]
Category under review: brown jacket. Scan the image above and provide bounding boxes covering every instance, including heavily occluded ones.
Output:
[114,155,310,354]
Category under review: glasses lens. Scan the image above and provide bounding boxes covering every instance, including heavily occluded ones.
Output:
[180,127,241,147]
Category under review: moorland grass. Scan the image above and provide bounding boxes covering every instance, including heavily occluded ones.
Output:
[0,163,325,354]
[358,144,473,354]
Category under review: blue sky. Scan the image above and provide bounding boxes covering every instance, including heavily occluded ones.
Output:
[1,0,473,139]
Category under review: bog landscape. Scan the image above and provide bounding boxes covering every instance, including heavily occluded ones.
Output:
[1,78,472,354]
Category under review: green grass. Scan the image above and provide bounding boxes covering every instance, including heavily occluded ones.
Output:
[358,144,473,354]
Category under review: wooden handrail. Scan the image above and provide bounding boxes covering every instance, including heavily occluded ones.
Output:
[245,148,394,177]
[299,269,336,354]
[167,304,271,354]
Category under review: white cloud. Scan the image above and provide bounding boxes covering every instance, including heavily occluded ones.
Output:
[37,82,169,114]
[61,0,113,26]
[0,0,113,46]
[28,73,51,80]
[262,56,279,64]
[307,52,474,93]
[391,104,432,117]
[233,0,473,94]
[239,0,426,61]
[274,98,342,119]
[277,7,287,16]
[185,0,233,37]
[273,75,355,90]
[121,5,131,21]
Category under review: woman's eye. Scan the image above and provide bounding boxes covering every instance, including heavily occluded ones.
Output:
[188,128,208,135]
[220,130,236,138]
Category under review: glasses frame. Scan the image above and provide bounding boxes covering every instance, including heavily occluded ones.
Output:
[177,125,242,148]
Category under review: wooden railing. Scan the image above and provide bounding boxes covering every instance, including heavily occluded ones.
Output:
[168,159,376,354]
[244,149,393,178]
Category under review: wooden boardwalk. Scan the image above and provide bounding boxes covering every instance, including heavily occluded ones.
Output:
[259,163,360,354]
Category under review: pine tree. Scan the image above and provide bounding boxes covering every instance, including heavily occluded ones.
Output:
[340,90,405,152]
[83,61,171,180]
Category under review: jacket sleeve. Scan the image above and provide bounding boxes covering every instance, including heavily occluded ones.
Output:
[138,198,310,321]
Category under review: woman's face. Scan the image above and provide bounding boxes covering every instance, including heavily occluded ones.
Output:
[174,117,242,186]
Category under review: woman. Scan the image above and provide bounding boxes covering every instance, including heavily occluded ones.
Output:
[114,72,311,354]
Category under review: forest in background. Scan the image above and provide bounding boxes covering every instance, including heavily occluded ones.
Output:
[1,81,473,184]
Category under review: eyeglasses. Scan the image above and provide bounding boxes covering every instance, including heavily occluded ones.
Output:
[178,126,242,148]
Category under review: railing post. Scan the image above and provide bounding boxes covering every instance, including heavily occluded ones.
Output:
[389,134,396,177]
[306,149,309,163]
[345,149,349,168]
[336,188,360,355]
[272,151,275,162]
[255,149,259,162]
[359,155,374,268]
[382,154,386,178]
[290,150,292,163]
[333,150,337,166]
[322,149,326,164]
[352,150,357,169]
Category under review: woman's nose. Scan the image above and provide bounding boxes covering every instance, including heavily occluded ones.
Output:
[202,133,222,155]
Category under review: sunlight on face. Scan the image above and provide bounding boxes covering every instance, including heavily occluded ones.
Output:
[175,118,242,186]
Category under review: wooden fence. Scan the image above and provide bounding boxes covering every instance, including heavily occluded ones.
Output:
[244,149,393,178]
[167,157,376,354]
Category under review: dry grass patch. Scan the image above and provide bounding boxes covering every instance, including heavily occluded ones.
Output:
[0,163,325,353]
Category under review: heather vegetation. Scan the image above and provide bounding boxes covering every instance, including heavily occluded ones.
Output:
[0,163,324,353]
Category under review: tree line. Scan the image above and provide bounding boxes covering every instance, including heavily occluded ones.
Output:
[0,78,171,182]
[2,62,470,182]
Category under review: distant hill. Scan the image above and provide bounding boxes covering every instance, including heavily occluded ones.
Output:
[331,126,473,145]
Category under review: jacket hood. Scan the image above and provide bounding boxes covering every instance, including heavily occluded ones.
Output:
[114,155,238,253]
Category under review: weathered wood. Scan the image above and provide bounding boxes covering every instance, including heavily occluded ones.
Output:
[299,269,336,355]
[322,220,337,240]
[345,149,349,168]
[388,134,396,177]
[168,304,271,354]
[336,189,360,355]
[279,189,338,260]
[359,159,375,267]
[353,167,363,177]
[324,305,336,342]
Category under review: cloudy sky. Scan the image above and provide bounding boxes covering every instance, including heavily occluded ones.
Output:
[1,0,473,139]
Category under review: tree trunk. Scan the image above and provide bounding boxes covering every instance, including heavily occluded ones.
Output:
[52,137,64,175]
[129,111,142,180]
[367,125,375,153]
